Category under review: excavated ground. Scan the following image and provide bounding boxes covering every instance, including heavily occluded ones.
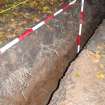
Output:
[48,19,105,105]
[0,1,105,105]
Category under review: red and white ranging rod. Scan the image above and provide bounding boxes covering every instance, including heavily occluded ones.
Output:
[76,0,85,53]
[0,0,85,54]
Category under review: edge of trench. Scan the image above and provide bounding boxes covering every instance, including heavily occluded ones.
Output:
[46,17,105,105]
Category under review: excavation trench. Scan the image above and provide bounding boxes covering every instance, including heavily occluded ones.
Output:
[48,19,105,105]
[0,0,105,105]
[47,18,105,105]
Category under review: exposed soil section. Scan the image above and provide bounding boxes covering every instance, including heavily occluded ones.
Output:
[48,20,105,105]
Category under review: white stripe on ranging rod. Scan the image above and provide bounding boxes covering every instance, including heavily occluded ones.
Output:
[79,23,82,35]
[32,21,45,31]
[81,0,85,12]
[0,38,19,54]
[0,0,77,54]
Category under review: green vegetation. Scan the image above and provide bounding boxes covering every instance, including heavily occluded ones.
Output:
[0,0,63,43]
[0,0,76,43]
[0,0,63,14]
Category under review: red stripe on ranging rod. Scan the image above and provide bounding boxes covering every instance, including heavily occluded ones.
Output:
[80,11,85,23]
[76,35,81,45]
[18,28,33,41]
[45,15,55,23]
[62,3,71,11]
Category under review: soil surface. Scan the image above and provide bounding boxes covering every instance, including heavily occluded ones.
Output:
[48,19,105,105]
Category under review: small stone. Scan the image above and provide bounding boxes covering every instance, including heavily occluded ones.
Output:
[99,64,104,69]
[96,71,105,80]
[75,72,80,78]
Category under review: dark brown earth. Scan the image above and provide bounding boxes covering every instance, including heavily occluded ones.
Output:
[48,19,105,105]
[0,0,105,105]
